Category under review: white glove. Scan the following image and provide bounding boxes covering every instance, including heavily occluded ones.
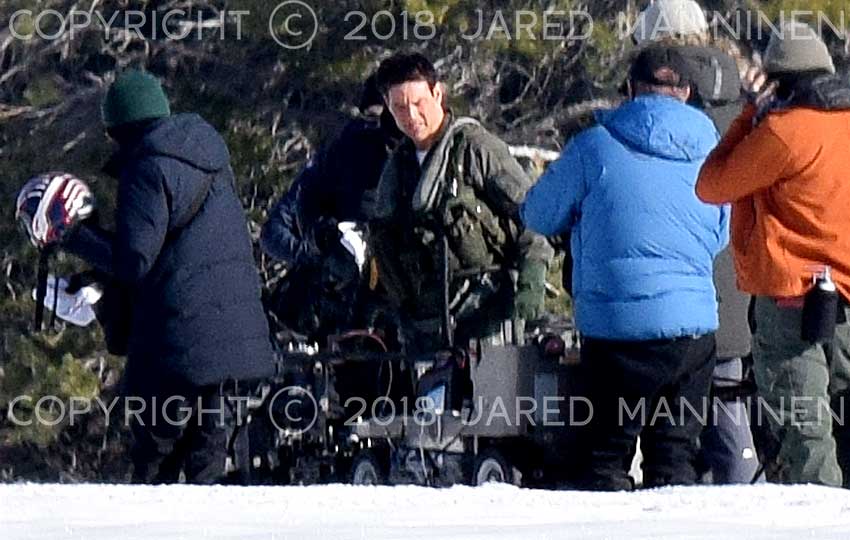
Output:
[338,221,367,272]
[32,274,102,327]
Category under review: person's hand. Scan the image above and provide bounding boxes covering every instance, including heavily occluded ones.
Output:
[742,66,767,94]
[743,66,779,108]
[311,217,341,253]
[515,261,547,322]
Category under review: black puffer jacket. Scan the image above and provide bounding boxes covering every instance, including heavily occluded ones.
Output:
[260,114,400,265]
[260,167,318,266]
[67,114,275,393]
[784,72,850,110]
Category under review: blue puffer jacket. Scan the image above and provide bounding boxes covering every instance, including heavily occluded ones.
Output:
[521,95,729,340]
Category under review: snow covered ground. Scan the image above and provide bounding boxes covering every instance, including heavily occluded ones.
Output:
[3,482,850,539]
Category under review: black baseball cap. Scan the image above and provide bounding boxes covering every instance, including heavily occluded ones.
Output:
[628,46,692,88]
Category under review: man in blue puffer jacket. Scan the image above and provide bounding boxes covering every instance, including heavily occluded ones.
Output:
[522,47,729,490]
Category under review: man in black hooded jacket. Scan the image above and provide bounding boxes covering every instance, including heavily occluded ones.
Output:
[663,43,763,485]
[63,70,275,484]
[260,75,402,340]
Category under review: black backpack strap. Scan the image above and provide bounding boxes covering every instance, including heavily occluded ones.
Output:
[172,172,215,230]
[709,55,724,101]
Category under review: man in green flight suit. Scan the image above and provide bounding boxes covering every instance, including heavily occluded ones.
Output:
[363,52,553,353]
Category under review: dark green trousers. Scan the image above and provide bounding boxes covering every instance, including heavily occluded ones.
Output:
[752,297,850,487]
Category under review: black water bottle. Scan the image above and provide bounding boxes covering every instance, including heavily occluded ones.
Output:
[802,267,839,344]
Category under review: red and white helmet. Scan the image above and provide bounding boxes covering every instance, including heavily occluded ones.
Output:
[15,172,95,248]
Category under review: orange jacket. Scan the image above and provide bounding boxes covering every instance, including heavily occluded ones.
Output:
[697,104,850,299]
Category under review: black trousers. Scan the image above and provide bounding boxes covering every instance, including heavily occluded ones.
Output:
[129,382,255,485]
[576,333,716,490]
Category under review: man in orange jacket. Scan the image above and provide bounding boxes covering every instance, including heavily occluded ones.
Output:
[696,21,850,487]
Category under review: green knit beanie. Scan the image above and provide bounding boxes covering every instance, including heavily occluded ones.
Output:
[102,70,171,128]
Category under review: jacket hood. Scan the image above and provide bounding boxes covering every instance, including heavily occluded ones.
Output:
[791,73,850,111]
[136,113,230,172]
[597,95,718,161]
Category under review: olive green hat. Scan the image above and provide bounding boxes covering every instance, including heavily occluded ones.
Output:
[102,70,171,128]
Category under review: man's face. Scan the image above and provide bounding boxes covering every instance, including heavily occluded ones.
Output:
[385,80,445,150]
